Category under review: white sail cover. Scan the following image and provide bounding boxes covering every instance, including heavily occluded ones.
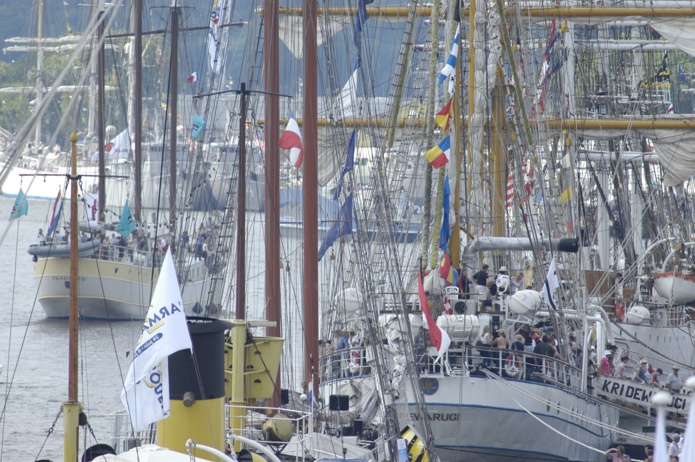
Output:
[279,16,352,59]
[570,119,695,186]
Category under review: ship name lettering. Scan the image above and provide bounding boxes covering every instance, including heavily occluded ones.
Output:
[408,413,458,421]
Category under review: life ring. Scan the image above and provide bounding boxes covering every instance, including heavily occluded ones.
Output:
[505,354,521,378]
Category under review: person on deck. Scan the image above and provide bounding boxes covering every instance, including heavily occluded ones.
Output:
[652,368,664,386]
[637,359,650,383]
[666,365,683,394]
[599,350,614,376]
[669,433,682,457]
[457,268,474,299]
[616,355,629,379]
[472,264,493,294]
[604,445,631,462]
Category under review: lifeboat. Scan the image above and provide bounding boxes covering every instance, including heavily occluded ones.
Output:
[653,271,695,305]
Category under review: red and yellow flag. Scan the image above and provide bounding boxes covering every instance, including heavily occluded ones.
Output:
[435,98,452,130]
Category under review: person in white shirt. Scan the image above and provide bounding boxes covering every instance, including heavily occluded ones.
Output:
[668,432,681,457]
[666,366,683,394]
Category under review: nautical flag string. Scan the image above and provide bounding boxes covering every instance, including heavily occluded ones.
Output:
[425,136,451,169]
[435,98,452,131]
[438,25,460,85]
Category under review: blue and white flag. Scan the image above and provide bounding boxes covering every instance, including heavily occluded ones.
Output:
[318,194,353,261]
[9,188,28,220]
[438,25,460,85]
[334,130,356,200]
[192,112,207,139]
[121,249,193,432]
[117,199,136,237]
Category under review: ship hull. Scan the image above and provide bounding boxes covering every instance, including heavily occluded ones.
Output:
[405,375,617,462]
[34,257,217,320]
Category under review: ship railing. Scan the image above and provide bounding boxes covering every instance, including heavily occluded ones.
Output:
[226,404,313,451]
[457,345,584,389]
[110,405,314,456]
[91,243,162,267]
[109,409,157,454]
[318,347,375,381]
[318,344,584,391]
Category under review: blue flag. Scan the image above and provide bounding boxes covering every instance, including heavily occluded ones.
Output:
[439,176,450,250]
[10,188,29,220]
[334,130,356,200]
[192,112,206,139]
[9,188,28,220]
[679,64,687,82]
[318,194,353,261]
[117,199,136,237]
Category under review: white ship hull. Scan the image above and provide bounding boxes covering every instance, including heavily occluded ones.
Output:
[613,321,695,372]
[34,256,218,320]
[405,375,617,462]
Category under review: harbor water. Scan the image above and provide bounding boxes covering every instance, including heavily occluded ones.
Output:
[0,195,306,462]
[0,196,144,461]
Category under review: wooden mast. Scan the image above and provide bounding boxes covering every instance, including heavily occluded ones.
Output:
[63,132,81,462]
[168,1,179,239]
[133,0,142,222]
[263,0,282,405]
[303,0,319,401]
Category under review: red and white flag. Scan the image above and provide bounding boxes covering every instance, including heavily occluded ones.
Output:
[279,112,303,168]
[506,171,514,208]
[418,269,451,363]
[187,71,198,84]
[667,103,674,113]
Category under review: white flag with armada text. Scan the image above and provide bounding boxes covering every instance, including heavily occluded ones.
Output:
[120,249,192,431]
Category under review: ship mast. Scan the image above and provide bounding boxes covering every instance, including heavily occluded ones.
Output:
[264,0,282,406]
[302,0,319,405]
[63,132,81,462]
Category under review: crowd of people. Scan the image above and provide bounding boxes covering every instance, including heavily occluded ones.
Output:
[595,345,684,393]
[37,220,228,273]
[606,433,683,461]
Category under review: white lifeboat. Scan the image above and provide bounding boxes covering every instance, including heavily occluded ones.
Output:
[653,271,695,305]
[436,314,479,341]
[624,305,650,325]
[508,289,543,315]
